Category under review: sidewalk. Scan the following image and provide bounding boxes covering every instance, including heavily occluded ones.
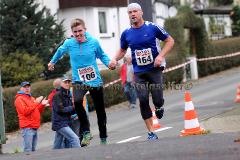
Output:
[201,105,240,133]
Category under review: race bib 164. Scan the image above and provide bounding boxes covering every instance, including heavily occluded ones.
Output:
[135,48,153,66]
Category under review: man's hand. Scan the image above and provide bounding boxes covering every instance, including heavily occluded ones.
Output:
[108,59,118,70]
[154,55,164,67]
[41,98,49,106]
[35,96,44,103]
[48,62,55,71]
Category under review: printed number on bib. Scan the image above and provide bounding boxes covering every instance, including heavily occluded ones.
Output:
[135,48,153,66]
[78,66,97,82]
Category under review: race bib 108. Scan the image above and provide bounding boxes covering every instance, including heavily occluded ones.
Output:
[78,66,97,82]
[135,48,154,66]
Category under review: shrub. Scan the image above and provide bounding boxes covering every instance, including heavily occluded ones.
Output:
[230,5,240,36]
[1,52,44,87]
[198,37,240,77]
[3,87,19,132]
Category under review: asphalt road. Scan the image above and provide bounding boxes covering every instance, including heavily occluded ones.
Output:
[1,66,240,159]
[1,132,239,160]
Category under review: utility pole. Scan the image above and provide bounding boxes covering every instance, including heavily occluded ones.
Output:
[128,0,153,21]
[0,70,6,154]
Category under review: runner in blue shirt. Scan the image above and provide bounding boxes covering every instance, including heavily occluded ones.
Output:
[109,3,174,140]
[48,18,112,146]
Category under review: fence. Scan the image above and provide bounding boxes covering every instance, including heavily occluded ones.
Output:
[103,51,240,87]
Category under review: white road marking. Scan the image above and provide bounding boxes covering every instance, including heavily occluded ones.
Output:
[117,136,142,144]
[154,127,173,132]
[117,127,172,144]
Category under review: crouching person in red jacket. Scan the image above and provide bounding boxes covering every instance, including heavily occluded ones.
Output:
[14,81,49,152]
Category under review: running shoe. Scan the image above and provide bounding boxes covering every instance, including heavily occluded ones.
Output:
[100,138,107,145]
[81,131,91,147]
[155,107,164,119]
[147,132,158,140]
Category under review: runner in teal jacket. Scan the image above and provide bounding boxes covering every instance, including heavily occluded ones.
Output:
[50,32,110,87]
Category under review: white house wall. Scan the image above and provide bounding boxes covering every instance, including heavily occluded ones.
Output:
[36,0,59,15]
[155,3,169,26]
[58,7,95,36]
[94,7,118,57]
[224,16,232,36]
[203,15,210,33]
[119,7,131,38]
[154,2,177,27]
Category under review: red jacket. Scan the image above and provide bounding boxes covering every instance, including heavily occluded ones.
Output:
[48,89,57,109]
[14,92,44,129]
[120,63,127,85]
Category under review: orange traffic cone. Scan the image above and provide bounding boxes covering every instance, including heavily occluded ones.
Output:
[180,92,205,136]
[235,85,240,103]
[152,109,161,130]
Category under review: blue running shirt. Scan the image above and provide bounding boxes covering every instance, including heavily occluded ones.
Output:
[120,21,169,73]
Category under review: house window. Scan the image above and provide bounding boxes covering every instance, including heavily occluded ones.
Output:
[209,15,225,40]
[98,11,107,34]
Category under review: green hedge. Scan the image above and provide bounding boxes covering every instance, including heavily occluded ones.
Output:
[198,37,240,77]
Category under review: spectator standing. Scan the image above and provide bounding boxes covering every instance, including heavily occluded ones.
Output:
[14,81,48,152]
[120,55,137,109]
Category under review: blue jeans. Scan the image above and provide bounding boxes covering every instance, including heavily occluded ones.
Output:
[124,82,137,104]
[21,128,38,152]
[53,126,80,149]
[63,118,80,148]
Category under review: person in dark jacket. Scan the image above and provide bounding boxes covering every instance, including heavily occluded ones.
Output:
[52,77,80,149]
